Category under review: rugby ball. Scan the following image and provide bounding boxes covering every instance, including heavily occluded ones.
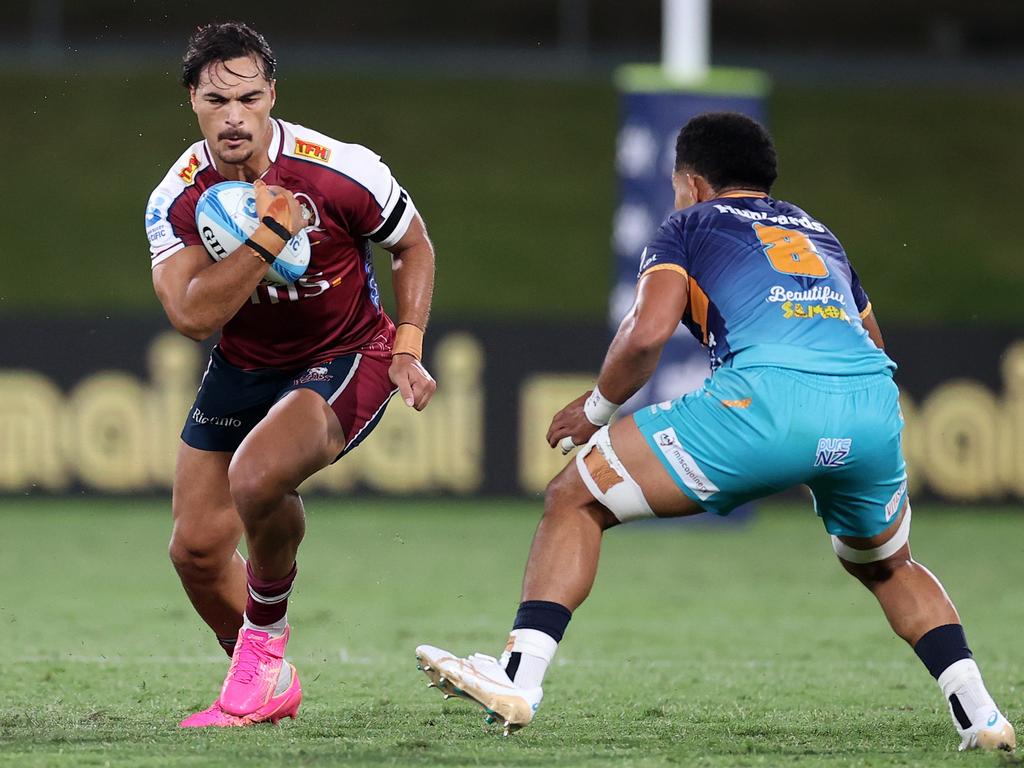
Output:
[195,180,310,285]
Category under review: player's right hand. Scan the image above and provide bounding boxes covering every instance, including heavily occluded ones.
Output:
[253,179,307,236]
[546,391,599,453]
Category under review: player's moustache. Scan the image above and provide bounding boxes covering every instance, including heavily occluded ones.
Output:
[218,130,253,141]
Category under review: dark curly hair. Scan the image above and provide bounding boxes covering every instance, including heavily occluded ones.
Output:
[181,22,277,90]
[674,112,778,193]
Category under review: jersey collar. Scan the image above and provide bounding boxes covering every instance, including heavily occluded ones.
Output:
[267,118,282,163]
[716,190,768,199]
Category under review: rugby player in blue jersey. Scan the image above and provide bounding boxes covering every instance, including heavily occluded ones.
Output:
[416,113,1014,752]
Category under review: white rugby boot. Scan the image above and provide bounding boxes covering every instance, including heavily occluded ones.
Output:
[956,706,1016,752]
[415,644,542,735]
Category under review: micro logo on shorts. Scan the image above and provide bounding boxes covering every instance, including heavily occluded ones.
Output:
[296,366,332,385]
[814,437,851,467]
[191,408,242,428]
[651,427,719,500]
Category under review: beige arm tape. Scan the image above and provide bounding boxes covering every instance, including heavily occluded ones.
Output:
[393,323,424,359]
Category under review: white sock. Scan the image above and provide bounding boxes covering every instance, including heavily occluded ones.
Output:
[242,612,288,638]
[499,628,558,689]
[937,659,998,732]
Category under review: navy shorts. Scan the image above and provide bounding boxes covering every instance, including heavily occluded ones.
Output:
[182,346,397,461]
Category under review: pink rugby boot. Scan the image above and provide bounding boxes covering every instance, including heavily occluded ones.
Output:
[179,662,302,728]
[218,625,291,717]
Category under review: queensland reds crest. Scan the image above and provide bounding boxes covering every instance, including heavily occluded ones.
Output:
[294,193,325,233]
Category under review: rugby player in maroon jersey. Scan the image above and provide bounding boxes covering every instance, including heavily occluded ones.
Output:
[145,22,436,727]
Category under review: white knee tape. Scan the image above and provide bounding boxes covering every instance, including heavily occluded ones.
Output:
[831,505,912,563]
[575,425,655,523]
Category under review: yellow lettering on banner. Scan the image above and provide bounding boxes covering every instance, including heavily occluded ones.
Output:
[518,374,596,493]
[8,331,1024,502]
[304,334,484,494]
[897,392,922,496]
[66,373,150,492]
[146,334,204,486]
[0,372,68,490]
[919,381,999,501]
[998,343,1024,497]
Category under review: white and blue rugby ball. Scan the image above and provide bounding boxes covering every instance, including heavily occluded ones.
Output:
[195,180,310,286]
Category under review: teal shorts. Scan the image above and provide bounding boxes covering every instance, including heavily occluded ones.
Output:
[633,366,908,538]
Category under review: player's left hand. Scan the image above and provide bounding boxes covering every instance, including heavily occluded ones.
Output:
[389,354,436,410]
[253,179,308,236]
[546,391,599,452]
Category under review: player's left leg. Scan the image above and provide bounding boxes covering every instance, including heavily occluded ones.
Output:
[835,504,1015,752]
[416,416,705,732]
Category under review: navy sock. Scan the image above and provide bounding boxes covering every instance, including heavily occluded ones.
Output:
[512,600,572,641]
[504,600,572,682]
[914,623,972,679]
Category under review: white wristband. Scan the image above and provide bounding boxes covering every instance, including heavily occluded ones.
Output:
[584,385,620,426]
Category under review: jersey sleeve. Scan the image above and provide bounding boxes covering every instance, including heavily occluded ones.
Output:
[637,215,689,281]
[341,149,417,249]
[849,264,872,318]
[145,185,203,269]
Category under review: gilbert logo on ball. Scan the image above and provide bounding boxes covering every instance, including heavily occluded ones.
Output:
[195,180,311,286]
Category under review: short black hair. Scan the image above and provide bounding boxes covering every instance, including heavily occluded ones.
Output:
[674,112,778,193]
[181,22,277,90]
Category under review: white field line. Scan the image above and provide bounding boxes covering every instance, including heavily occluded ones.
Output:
[1,652,914,671]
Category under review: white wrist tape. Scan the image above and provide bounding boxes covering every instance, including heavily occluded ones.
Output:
[584,385,620,426]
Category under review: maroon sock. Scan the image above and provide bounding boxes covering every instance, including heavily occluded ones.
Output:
[244,561,297,627]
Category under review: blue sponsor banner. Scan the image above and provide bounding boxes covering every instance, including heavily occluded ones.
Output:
[612,67,769,524]
[612,66,770,415]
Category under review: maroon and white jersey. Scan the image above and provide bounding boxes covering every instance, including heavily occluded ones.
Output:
[145,118,416,370]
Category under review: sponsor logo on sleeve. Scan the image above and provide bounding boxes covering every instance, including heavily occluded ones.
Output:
[147,224,168,243]
[145,196,165,227]
[638,247,658,273]
[814,437,852,468]
[177,153,201,184]
[651,427,719,500]
[294,138,331,163]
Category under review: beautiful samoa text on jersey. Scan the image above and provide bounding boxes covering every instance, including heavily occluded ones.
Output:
[145,119,416,369]
[638,192,894,375]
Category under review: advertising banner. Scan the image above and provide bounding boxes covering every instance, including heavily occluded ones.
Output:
[613,66,770,411]
[1,316,1022,504]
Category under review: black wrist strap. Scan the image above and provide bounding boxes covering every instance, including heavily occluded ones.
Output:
[244,238,277,266]
[261,216,292,243]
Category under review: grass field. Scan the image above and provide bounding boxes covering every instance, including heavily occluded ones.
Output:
[1,499,1021,767]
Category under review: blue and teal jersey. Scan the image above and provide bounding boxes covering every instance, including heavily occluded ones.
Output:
[639,192,895,375]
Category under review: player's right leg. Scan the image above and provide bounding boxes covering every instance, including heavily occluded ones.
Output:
[417,415,705,733]
[168,442,246,657]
